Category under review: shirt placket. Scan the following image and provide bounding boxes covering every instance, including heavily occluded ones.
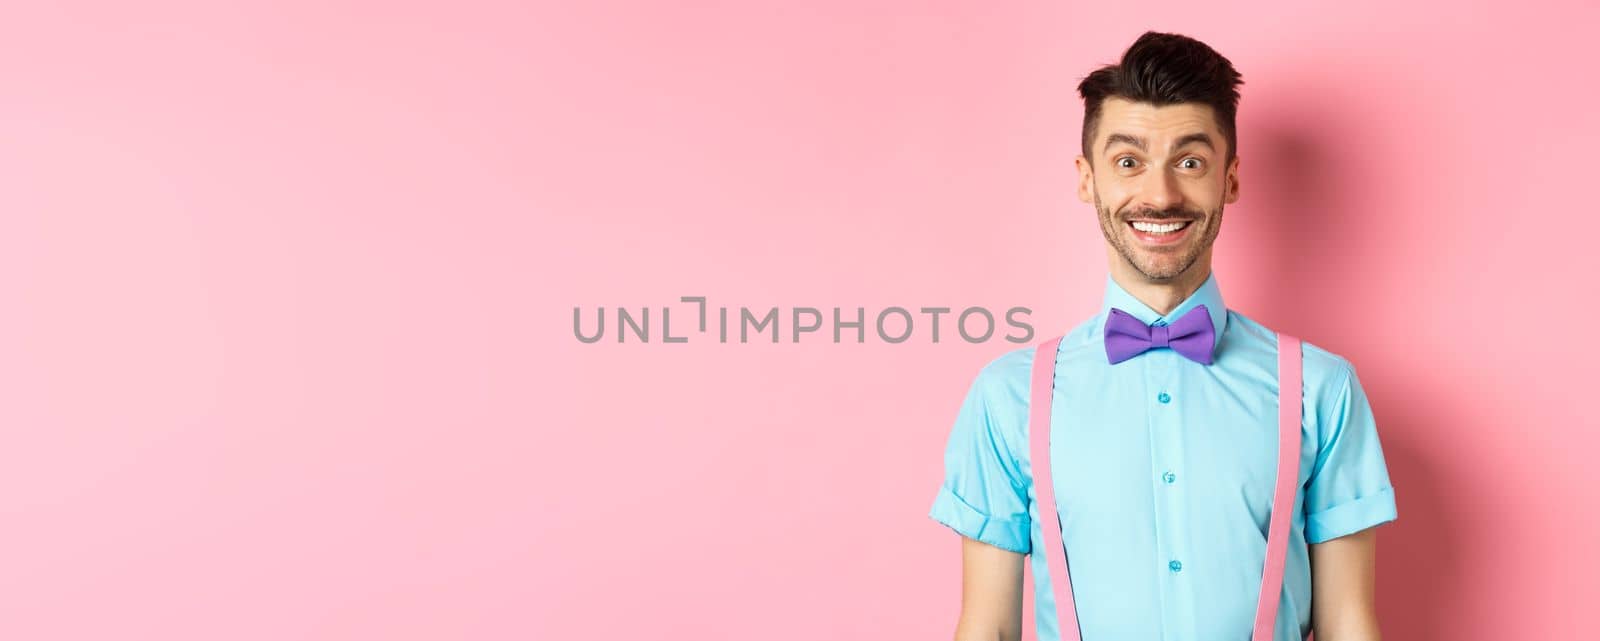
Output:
[1143,322,1195,641]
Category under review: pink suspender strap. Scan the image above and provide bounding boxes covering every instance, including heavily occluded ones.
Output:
[1027,333,1303,641]
[1027,336,1077,641]
[1255,333,1302,641]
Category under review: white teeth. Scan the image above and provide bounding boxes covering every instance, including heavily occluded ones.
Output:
[1131,220,1190,233]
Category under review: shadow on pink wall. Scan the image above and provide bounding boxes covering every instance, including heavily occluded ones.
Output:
[1239,76,1462,638]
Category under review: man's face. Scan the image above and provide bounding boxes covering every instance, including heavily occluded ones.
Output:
[1075,97,1240,282]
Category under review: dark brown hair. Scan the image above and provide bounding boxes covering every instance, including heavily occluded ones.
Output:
[1078,31,1244,165]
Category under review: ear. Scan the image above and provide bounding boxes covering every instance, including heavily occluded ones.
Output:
[1223,154,1241,204]
[1075,155,1094,204]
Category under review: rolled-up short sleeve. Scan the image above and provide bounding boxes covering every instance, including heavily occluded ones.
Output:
[928,363,1032,554]
[1303,360,1398,544]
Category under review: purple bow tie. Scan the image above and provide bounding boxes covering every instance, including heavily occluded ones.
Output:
[1104,304,1215,365]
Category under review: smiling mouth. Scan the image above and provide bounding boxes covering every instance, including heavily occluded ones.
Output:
[1129,220,1191,233]
[1125,219,1194,245]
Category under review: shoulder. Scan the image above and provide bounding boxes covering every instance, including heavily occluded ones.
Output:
[1226,310,1365,449]
[968,312,1104,397]
[951,315,1094,443]
[965,343,1034,411]
[1224,309,1356,393]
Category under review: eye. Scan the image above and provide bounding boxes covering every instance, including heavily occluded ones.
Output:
[1116,157,1138,169]
[1179,157,1203,170]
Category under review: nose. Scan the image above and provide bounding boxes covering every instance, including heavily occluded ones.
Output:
[1139,165,1184,212]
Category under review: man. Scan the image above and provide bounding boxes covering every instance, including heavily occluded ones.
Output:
[928,32,1397,641]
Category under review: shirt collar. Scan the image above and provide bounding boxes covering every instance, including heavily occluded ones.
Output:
[1097,271,1229,358]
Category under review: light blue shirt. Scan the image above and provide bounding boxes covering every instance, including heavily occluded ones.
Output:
[929,271,1398,641]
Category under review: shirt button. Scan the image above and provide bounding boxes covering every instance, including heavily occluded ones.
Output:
[1169,560,1183,573]
[1163,471,1176,484]
[1157,392,1171,404]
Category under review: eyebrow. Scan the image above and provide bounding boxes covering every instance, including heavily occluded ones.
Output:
[1103,132,1216,155]
[1171,133,1215,153]
[1103,133,1146,154]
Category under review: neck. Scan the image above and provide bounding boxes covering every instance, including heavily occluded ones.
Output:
[1107,251,1212,316]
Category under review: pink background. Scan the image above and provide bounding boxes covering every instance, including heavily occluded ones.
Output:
[2,1,1596,639]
